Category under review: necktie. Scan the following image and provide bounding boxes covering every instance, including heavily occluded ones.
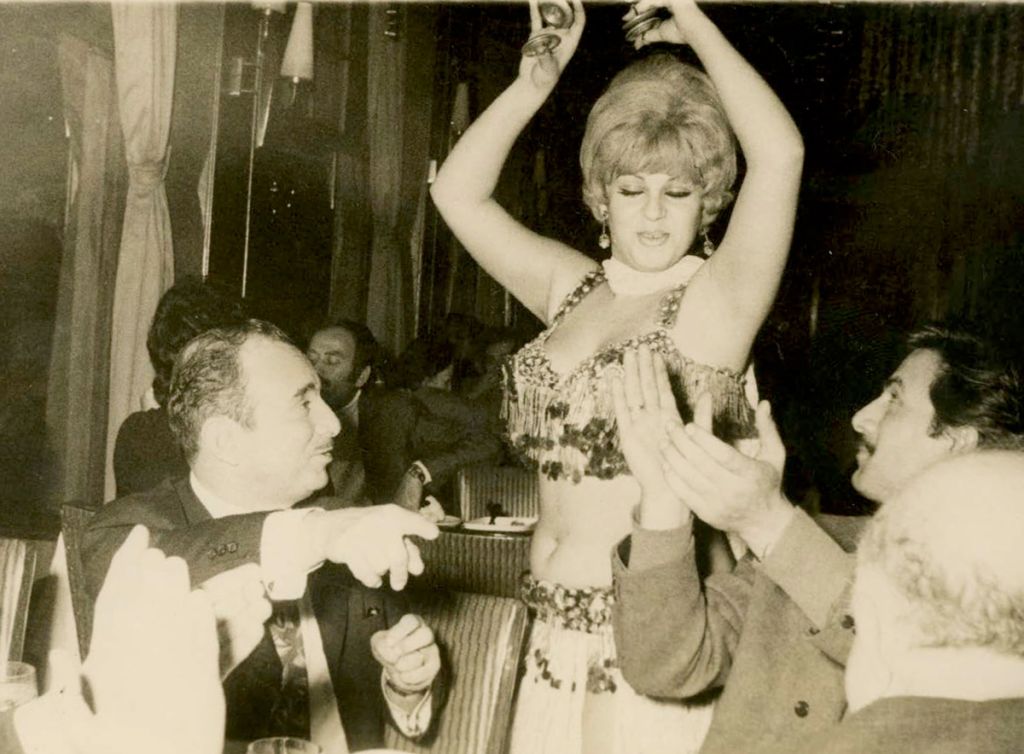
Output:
[268,600,311,739]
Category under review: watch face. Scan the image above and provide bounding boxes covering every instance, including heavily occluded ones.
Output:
[408,463,428,485]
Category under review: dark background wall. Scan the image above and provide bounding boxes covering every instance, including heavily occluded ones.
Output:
[423,2,1024,513]
[1,2,1023,531]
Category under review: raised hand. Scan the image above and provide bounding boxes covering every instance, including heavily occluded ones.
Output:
[308,505,440,591]
[627,0,702,49]
[520,0,586,91]
[199,563,273,679]
[83,525,224,754]
[660,399,795,558]
[610,344,691,530]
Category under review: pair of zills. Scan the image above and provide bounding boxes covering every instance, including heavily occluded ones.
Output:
[521,4,669,57]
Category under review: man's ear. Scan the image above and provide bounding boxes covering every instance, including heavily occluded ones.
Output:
[945,424,979,454]
[355,365,372,390]
[200,416,243,467]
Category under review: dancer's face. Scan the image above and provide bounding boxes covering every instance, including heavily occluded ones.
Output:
[605,172,704,272]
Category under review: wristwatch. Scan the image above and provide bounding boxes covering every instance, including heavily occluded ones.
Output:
[406,460,431,487]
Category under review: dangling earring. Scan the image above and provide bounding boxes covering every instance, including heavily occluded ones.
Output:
[701,228,715,257]
[598,208,610,250]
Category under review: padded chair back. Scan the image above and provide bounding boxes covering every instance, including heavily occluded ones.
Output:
[417,531,531,599]
[457,465,539,521]
[61,503,97,659]
[384,590,529,754]
[0,537,36,663]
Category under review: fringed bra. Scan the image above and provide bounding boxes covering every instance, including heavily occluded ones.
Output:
[501,269,756,483]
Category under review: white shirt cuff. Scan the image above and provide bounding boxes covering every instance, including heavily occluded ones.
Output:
[380,672,432,738]
[261,508,325,600]
[411,461,432,486]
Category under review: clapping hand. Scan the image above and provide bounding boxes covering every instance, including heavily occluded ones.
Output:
[372,614,441,708]
[199,563,273,679]
[609,344,691,530]
[660,398,796,558]
[520,0,586,91]
[83,525,224,754]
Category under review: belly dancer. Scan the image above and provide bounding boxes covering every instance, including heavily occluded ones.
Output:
[430,1,804,751]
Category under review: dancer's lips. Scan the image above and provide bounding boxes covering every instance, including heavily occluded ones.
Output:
[637,231,669,246]
[855,442,873,466]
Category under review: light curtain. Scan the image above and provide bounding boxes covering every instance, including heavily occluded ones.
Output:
[49,35,126,508]
[104,3,177,501]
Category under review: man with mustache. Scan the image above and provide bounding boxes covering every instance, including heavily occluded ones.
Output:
[609,323,1024,753]
[84,320,443,753]
[306,319,502,517]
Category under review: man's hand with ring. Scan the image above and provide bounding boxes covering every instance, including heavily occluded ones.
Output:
[372,613,441,711]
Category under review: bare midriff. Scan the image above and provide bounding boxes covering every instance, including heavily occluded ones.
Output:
[530,474,642,588]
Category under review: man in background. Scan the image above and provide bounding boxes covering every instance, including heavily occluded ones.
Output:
[113,277,245,497]
[307,319,502,516]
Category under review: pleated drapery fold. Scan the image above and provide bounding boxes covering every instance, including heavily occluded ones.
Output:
[104,3,177,501]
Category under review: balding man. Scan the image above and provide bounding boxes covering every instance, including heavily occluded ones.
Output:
[796,451,1024,753]
[85,320,443,752]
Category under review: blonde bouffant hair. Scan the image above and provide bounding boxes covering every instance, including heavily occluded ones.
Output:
[579,53,737,226]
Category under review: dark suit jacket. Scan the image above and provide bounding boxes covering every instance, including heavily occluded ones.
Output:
[357,385,502,506]
[788,696,1024,754]
[81,477,410,751]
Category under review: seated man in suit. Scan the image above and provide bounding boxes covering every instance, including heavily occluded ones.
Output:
[84,319,444,752]
[610,324,1024,753]
[795,451,1024,753]
[307,319,502,516]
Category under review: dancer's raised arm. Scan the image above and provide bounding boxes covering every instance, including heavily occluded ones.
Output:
[430,0,595,322]
[639,0,804,358]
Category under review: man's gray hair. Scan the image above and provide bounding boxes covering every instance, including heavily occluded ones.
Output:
[858,451,1024,657]
[167,319,292,462]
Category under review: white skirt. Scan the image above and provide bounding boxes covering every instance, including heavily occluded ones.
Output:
[509,578,713,754]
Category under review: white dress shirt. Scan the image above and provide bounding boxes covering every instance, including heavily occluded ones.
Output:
[190,473,430,753]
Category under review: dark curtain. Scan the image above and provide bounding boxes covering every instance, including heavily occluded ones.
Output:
[47,34,126,510]
[852,4,1024,327]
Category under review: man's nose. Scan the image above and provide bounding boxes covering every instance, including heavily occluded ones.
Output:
[851,396,881,437]
[315,397,341,437]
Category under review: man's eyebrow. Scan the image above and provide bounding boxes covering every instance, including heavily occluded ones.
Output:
[293,381,318,399]
[884,377,903,392]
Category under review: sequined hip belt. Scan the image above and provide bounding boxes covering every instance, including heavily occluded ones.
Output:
[521,574,615,634]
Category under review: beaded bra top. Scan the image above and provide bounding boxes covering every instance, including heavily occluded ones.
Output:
[501,268,756,483]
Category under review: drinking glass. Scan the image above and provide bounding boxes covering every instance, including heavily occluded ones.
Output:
[246,738,322,754]
[0,661,37,711]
